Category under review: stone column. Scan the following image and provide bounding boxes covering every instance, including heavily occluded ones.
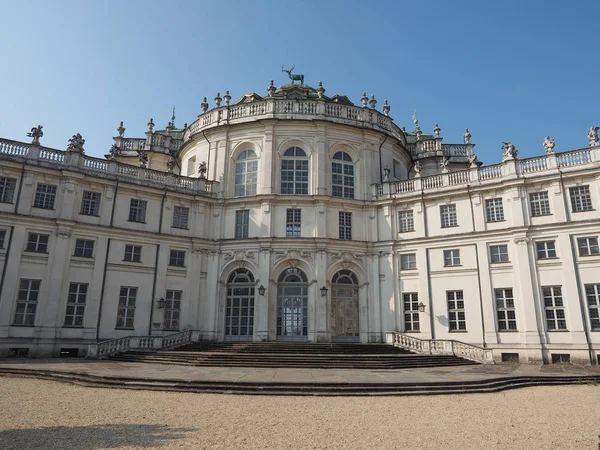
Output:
[254,249,271,341]
[262,125,275,194]
[314,125,327,195]
[202,251,220,341]
[314,250,328,342]
[0,227,26,337]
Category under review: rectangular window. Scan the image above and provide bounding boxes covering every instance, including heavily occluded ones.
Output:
[569,185,592,212]
[577,237,599,256]
[447,290,466,331]
[172,206,189,229]
[116,287,137,329]
[128,199,147,223]
[400,253,417,270]
[169,250,186,267]
[80,191,101,216]
[0,177,17,203]
[543,286,567,331]
[536,241,557,259]
[0,229,6,249]
[13,279,40,326]
[235,210,249,239]
[124,244,142,262]
[443,249,460,266]
[73,239,94,258]
[495,288,517,331]
[33,184,57,209]
[163,290,182,330]
[585,284,600,330]
[440,204,458,228]
[286,208,301,237]
[338,212,352,240]
[64,283,87,327]
[403,293,420,332]
[490,244,509,263]
[485,198,504,222]
[26,233,49,253]
[398,210,414,233]
[529,191,551,217]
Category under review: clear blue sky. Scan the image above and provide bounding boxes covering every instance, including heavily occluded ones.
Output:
[1,0,598,162]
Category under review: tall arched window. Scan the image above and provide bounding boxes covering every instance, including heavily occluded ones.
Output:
[332,151,354,199]
[234,149,258,197]
[277,268,308,341]
[281,147,308,195]
[225,268,255,340]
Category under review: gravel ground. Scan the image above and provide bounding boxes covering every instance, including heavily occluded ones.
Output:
[1,377,599,450]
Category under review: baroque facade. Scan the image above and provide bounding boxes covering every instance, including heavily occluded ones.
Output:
[1,80,600,364]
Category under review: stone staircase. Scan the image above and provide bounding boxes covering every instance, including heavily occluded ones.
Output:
[107,342,477,370]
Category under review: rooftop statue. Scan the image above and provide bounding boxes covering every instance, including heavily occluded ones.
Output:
[501,142,518,161]
[281,65,304,85]
[67,133,85,153]
[27,125,43,145]
[588,126,599,147]
[137,150,148,168]
[543,136,555,154]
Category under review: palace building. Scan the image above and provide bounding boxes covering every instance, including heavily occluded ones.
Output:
[0,78,599,365]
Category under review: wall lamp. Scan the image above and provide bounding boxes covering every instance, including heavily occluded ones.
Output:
[258,285,266,296]
[320,286,328,297]
[418,302,426,313]
[157,297,166,309]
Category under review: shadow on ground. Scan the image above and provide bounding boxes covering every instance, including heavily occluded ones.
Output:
[0,424,196,450]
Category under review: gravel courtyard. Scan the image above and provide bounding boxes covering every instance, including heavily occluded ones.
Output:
[1,377,599,449]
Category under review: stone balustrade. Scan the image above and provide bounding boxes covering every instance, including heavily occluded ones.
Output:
[183,98,405,144]
[0,138,216,197]
[376,147,599,198]
[387,332,495,364]
[87,330,200,358]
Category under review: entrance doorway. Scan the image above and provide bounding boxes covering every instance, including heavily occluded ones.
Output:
[225,268,255,341]
[276,268,308,341]
[331,270,359,342]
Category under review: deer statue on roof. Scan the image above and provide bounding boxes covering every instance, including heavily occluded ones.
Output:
[281,65,304,85]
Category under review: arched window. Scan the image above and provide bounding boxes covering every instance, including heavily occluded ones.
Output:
[281,147,308,195]
[332,269,358,285]
[332,151,354,199]
[277,268,308,340]
[225,268,255,340]
[234,149,258,197]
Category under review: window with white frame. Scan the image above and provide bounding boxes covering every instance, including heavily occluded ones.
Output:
[235,210,249,239]
[542,286,567,330]
[26,233,49,253]
[585,284,600,330]
[398,210,414,233]
[440,204,458,228]
[535,241,557,259]
[332,151,354,199]
[64,283,87,327]
[124,244,142,262]
[403,293,420,332]
[0,177,17,203]
[281,147,308,195]
[172,206,189,229]
[443,249,460,266]
[163,290,182,330]
[577,237,599,256]
[495,288,517,331]
[338,211,352,240]
[529,191,551,217]
[169,250,186,267]
[234,149,258,197]
[33,183,57,209]
[447,290,466,331]
[569,185,592,212]
[286,208,301,237]
[74,239,94,258]
[116,287,137,329]
[485,198,504,222]
[80,191,101,216]
[13,279,40,326]
[0,229,6,249]
[400,253,417,270]
[128,199,147,223]
[490,244,509,263]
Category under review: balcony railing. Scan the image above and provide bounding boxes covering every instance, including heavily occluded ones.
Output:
[183,98,405,144]
[376,147,598,198]
[0,138,216,196]
[87,330,199,358]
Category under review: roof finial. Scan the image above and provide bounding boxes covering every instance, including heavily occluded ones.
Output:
[412,110,420,132]
[171,105,176,126]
